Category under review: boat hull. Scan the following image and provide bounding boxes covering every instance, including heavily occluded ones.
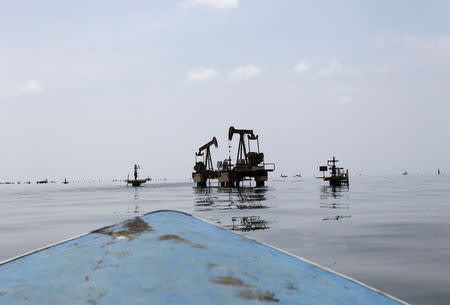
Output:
[0,211,408,305]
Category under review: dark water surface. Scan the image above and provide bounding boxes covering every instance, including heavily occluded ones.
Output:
[1,176,449,305]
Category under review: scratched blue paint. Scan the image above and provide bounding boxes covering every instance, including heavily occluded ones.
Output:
[0,210,407,305]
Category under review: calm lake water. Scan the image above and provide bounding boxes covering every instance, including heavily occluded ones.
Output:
[1,175,449,305]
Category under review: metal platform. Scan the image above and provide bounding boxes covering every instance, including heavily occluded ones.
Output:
[0,211,408,305]
[192,127,275,187]
[125,179,148,187]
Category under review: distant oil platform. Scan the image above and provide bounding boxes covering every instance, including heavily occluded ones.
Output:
[192,126,275,188]
[319,156,349,186]
[126,164,150,187]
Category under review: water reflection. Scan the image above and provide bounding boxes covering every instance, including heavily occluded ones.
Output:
[193,186,268,211]
[126,188,142,214]
[194,187,232,211]
[322,215,351,221]
[320,185,351,221]
[230,216,269,231]
[320,203,349,209]
[193,186,271,231]
[320,185,349,200]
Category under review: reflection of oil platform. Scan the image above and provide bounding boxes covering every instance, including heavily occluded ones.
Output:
[231,216,269,231]
[319,156,349,187]
[192,126,275,187]
[126,164,149,187]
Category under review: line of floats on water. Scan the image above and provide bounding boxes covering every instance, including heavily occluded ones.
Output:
[0,178,168,185]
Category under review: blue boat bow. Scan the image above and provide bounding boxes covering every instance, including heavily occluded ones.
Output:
[0,210,409,305]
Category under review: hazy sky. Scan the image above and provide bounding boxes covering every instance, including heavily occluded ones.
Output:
[1,0,450,180]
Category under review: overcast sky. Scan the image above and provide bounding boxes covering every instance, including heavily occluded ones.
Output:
[1,0,450,181]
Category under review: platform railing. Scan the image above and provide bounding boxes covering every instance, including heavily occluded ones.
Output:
[263,163,276,171]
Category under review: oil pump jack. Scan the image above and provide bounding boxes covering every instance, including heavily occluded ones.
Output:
[228,127,262,168]
[217,126,275,187]
[192,137,219,187]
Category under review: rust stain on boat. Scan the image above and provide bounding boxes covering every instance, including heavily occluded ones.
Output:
[158,234,205,248]
[287,282,298,290]
[237,289,279,302]
[207,262,218,269]
[93,217,152,240]
[94,260,103,270]
[114,250,130,259]
[211,276,253,288]
[212,276,277,302]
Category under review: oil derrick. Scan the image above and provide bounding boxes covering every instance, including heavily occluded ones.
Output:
[125,164,149,187]
[192,137,218,187]
[134,164,140,180]
[319,156,349,186]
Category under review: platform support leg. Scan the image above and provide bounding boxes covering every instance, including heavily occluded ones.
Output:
[226,181,235,187]
[197,181,207,188]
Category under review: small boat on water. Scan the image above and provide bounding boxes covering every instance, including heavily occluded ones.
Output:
[280,173,287,178]
[0,210,409,305]
[36,179,48,184]
[402,171,408,175]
